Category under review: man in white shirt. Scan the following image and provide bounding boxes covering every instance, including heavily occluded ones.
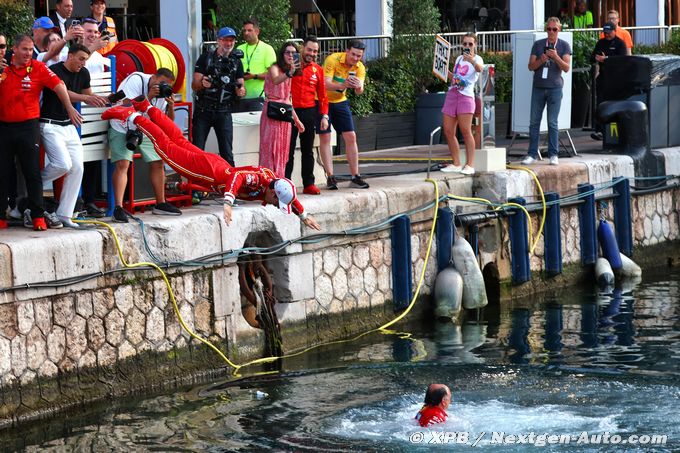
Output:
[108,69,180,222]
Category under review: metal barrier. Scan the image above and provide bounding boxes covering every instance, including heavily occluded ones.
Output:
[200,25,677,65]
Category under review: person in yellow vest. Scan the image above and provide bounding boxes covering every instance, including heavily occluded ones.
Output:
[87,0,117,55]
[235,18,276,112]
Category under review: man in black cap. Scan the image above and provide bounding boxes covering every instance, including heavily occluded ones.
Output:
[590,22,627,141]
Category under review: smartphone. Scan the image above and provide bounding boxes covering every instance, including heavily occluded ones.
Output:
[463,48,471,55]
[348,70,356,78]
[70,19,80,27]
[293,53,300,67]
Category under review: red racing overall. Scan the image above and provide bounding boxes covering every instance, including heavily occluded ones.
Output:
[133,107,305,215]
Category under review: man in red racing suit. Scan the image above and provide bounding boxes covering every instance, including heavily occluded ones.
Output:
[415,384,451,427]
[102,99,320,229]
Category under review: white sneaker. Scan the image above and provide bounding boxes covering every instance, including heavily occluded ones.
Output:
[549,156,559,166]
[460,165,475,175]
[440,164,462,173]
[521,156,536,165]
[8,207,22,220]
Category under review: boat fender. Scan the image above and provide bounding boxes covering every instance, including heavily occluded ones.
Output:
[617,253,642,278]
[433,267,463,319]
[451,236,488,309]
[595,257,615,287]
[597,220,622,270]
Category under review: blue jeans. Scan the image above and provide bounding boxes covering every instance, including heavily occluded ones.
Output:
[192,108,234,166]
[528,86,563,158]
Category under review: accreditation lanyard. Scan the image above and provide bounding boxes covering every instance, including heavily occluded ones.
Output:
[244,41,259,73]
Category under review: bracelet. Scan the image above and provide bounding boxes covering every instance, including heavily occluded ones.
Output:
[321,114,329,120]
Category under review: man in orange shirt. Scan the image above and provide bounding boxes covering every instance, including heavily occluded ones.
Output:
[599,10,633,55]
[286,35,329,195]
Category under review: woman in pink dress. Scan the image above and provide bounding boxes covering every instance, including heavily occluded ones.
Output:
[259,42,304,177]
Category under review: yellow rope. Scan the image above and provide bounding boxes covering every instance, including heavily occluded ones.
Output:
[76,178,440,375]
[506,164,547,254]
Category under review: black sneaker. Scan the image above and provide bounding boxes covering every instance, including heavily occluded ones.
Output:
[591,132,603,141]
[112,206,129,223]
[152,202,182,216]
[349,175,369,189]
[326,175,339,190]
[85,202,106,218]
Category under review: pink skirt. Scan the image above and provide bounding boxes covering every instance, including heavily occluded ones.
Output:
[441,89,475,117]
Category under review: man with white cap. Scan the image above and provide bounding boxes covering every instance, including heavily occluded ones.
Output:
[101,99,320,230]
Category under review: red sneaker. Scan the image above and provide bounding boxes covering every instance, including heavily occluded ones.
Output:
[131,96,152,113]
[303,184,321,195]
[32,217,47,231]
[101,105,136,122]
[0,219,8,229]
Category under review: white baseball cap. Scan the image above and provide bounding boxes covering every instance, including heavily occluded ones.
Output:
[273,178,296,213]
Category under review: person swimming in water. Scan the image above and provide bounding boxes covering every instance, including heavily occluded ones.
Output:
[415,384,451,427]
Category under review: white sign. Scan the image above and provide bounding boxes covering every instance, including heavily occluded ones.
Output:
[433,35,451,83]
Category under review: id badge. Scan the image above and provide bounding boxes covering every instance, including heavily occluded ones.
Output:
[542,67,549,79]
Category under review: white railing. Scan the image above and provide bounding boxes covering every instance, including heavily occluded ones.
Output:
[200,25,677,64]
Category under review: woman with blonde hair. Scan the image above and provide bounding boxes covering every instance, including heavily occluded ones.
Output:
[440,33,483,175]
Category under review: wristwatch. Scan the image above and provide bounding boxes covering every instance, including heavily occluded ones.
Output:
[321,114,329,120]
[254,73,258,80]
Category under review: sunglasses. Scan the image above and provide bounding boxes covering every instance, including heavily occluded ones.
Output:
[547,27,559,32]
[284,50,298,55]
[462,42,474,47]
[0,44,7,49]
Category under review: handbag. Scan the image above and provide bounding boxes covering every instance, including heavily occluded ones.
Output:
[266,101,293,122]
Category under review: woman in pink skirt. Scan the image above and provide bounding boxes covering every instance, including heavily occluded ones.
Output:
[259,42,304,177]
[441,33,483,175]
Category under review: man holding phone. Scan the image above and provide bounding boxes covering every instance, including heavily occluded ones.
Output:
[49,0,76,38]
[319,39,368,190]
[521,17,571,166]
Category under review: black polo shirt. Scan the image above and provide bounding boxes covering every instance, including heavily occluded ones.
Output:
[41,61,90,121]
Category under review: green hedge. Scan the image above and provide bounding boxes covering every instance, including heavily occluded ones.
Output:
[0,0,35,44]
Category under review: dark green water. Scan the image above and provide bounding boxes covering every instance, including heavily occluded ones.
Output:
[3,269,679,452]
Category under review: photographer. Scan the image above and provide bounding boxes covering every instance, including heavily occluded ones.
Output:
[192,26,245,166]
[108,68,181,223]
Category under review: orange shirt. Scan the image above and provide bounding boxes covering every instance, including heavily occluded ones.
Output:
[600,27,633,49]
[290,61,329,115]
[0,59,62,122]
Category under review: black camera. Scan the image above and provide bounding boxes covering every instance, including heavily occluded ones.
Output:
[125,129,143,150]
[156,81,173,99]
[203,49,244,103]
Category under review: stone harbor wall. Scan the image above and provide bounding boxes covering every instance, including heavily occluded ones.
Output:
[2,151,680,422]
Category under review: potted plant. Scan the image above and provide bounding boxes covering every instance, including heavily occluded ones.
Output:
[571,31,598,128]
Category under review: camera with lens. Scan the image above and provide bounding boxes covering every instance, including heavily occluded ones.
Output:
[203,49,244,103]
[125,129,144,151]
[100,29,111,41]
[156,81,173,99]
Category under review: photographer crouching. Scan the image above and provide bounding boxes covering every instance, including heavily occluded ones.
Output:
[108,68,181,223]
[192,26,246,166]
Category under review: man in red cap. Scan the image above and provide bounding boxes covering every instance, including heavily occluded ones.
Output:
[101,99,320,230]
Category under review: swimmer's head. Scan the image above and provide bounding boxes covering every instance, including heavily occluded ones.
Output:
[424,384,451,409]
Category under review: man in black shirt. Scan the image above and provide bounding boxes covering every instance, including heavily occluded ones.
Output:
[191,26,246,165]
[591,22,628,140]
[40,43,108,228]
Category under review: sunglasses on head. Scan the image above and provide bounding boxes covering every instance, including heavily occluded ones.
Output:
[547,27,559,32]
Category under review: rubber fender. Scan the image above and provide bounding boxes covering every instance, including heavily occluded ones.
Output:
[597,220,622,270]
[433,267,463,319]
[451,236,488,309]
[617,253,642,278]
[595,257,615,287]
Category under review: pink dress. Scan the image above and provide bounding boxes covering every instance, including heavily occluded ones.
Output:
[259,68,293,178]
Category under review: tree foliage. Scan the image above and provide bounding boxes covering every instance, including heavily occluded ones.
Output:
[0,0,35,45]
[214,0,292,48]
[357,0,442,114]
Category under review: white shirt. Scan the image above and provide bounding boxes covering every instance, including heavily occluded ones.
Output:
[110,72,168,133]
[450,54,483,98]
[86,52,109,74]
[37,47,68,67]
[56,13,68,38]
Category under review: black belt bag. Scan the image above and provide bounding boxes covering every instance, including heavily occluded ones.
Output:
[266,101,293,123]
